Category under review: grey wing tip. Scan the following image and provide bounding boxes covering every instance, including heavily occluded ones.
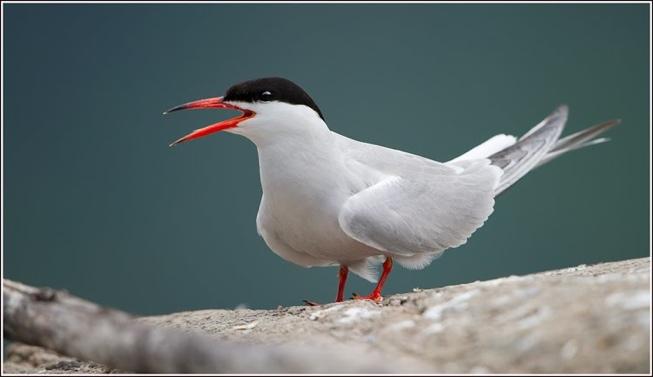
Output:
[553,104,569,116]
[519,104,569,141]
[594,118,622,132]
[553,104,569,119]
[594,118,622,131]
[541,104,569,129]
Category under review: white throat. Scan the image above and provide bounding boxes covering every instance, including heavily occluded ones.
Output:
[225,101,331,148]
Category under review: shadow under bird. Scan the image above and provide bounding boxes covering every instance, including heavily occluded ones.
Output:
[164,77,619,303]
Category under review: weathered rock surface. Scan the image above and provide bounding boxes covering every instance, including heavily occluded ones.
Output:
[4,257,650,374]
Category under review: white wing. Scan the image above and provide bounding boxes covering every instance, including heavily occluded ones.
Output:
[448,134,516,163]
[336,137,502,260]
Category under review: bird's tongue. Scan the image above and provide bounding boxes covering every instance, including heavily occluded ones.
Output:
[163,96,254,146]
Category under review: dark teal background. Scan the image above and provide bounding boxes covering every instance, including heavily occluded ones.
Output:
[4,4,649,315]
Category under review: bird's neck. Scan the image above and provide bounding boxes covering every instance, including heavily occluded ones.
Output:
[255,121,337,170]
[252,119,347,202]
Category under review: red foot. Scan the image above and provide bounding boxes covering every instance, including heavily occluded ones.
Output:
[352,291,384,303]
[350,257,393,304]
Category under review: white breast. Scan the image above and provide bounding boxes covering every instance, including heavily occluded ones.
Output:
[254,131,382,267]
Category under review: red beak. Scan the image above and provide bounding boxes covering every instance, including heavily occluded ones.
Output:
[163,96,255,147]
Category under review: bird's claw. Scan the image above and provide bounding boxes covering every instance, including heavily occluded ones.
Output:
[351,292,384,303]
[302,299,321,306]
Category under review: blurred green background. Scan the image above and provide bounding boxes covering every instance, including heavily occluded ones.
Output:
[3,4,649,315]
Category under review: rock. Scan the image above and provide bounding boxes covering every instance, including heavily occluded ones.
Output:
[3,257,650,374]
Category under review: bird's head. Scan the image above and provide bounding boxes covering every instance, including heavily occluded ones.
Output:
[164,77,325,146]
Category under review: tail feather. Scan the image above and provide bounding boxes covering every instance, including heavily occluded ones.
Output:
[490,106,618,196]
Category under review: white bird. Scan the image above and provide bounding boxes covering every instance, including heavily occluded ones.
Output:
[164,77,619,303]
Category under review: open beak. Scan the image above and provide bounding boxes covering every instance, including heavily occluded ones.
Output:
[163,96,255,147]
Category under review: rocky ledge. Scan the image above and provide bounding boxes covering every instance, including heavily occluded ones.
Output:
[4,257,650,374]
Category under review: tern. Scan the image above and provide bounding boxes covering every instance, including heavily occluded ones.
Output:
[164,77,618,303]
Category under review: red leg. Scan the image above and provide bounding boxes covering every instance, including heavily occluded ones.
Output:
[336,265,349,302]
[353,257,393,302]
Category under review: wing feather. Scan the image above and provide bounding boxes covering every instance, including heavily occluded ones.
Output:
[448,134,517,163]
[338,158,501,260]
[490,105,567,195]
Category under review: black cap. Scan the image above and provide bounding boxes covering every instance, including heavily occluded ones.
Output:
[224,77,324,120]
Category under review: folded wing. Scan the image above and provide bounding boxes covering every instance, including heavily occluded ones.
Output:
[338,155,501,259]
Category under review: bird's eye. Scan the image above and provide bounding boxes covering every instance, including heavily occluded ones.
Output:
[260,91,273,101]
